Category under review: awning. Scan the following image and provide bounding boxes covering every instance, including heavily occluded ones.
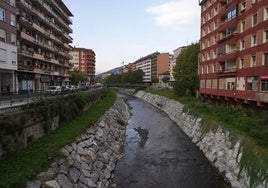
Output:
[260,75,268,80]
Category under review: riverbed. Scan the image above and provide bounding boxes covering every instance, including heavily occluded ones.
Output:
[115,94,230,188]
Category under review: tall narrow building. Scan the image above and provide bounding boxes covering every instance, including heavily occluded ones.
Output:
[16,0,73,92]
[0,0,17,94]
[199,0,268,107]
[69,48,96,83]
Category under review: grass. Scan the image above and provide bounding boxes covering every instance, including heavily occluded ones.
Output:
[0,89,116,188]
[145,88,268,187]
[145,88,268,147]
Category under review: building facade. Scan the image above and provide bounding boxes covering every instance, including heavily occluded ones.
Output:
[199,0,268,107]
[135,57,152,83]
[17,0,73,92]
[0,0,17,94]
[156,52,169,77]
[169,46,186,82]
[69,48,96,83]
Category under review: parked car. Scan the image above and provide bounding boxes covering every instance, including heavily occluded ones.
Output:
[46,86,61,95]
[67,85,76,91]
[61,86,70,94]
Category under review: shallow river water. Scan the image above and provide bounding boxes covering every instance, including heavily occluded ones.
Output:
[114,94,231,188]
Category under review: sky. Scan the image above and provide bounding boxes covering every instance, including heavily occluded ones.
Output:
[63,0,201,74]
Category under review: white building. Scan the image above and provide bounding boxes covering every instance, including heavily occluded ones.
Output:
[135,58,151,83]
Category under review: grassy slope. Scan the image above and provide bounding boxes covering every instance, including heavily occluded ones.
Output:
[0,89,116,187]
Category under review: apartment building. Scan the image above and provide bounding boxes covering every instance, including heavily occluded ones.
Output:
[0,0,17,94]
[199,0,268,107]
[169,46,186,82]
[17,0,73,92]
[69,48,96,82]
[133,52,171,83]
[157,53,169,77]
[135,56,152,83]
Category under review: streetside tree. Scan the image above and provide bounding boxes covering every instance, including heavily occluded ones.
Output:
[173,42,199,96]
[69,70,89,85]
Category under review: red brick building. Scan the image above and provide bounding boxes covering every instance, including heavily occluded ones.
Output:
[0,0,17,93]
[199,0,268,107]
[69,48,96,82]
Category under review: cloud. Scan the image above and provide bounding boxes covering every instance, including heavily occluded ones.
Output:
[146,0,200,31]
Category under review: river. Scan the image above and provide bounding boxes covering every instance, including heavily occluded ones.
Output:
[114,94,231,188]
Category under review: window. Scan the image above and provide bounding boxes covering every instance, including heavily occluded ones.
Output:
[240,58,244,69]
[252,0,258,4]
[241,39,245,50]
[265,7,268,21]
[10,14,16,26]
[252,13,258,26]
[264,30,268,42]
[0,48,7,63]
[10,0,15,7]
[241,20,246,32]
[252,35,257,46]
[11,51,16,64]
[261,80,268,91]
[241,2,246,12]
[227,82,235,90]
[0,28,6,42]
[227,7,237,21]
[11,33,16,45]
[264,53,268,65]
[251,55,256,67]
[0,8,5,21]
[247,76,258,91]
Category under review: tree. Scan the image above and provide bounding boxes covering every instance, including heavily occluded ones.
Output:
[173,42,199,96]
[162,77,169,84]
[104,69,144,85]
[69,71,88,85]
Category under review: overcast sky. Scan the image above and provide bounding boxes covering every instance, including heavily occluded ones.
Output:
[63,0,201,74]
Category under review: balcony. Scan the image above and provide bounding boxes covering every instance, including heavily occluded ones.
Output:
[17,0,33,12]
[51,71,60,76]
[20,32,35,43]
[63,33,72,43]
[32,8,45,21]
[19,49,34,57]
[33,53,45,61]
[51,58,59,65]
[217,61,237,77]
[33,23,45,34]
[18,65,34,71]
[18,16,33,27]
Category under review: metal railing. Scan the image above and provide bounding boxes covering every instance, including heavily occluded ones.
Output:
[0,86,93,108]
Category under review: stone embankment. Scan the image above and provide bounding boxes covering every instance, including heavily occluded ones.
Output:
[116,88,264,188]
[27,97,130,188]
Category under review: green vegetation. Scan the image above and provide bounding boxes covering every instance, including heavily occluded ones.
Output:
[0,90,106,155]
[117,118,126,126]
[104,69,143,85]
[145,88,268,187]
[0,89,116,187]
[173,42,199,96]
[69,70,89,85]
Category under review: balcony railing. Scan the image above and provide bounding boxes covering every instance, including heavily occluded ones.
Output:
[18,65,34,71]
[18,0,33,10]
[21,32,35,43]
[19,16,33,26]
